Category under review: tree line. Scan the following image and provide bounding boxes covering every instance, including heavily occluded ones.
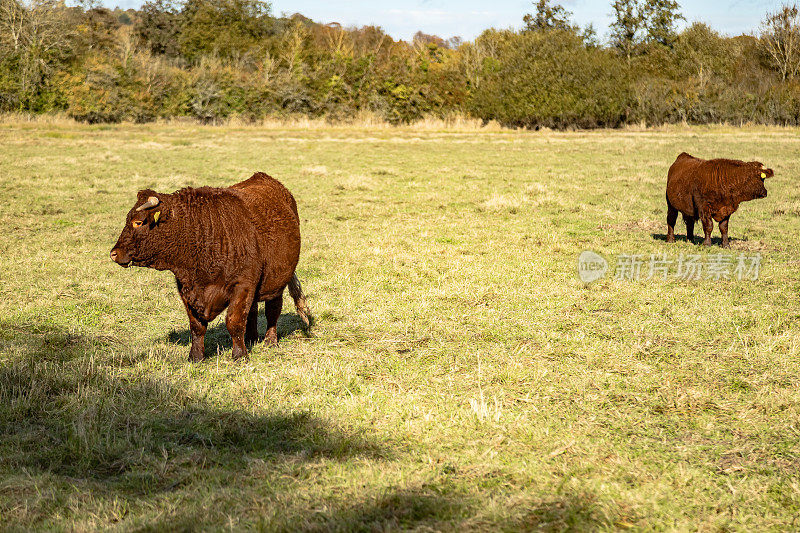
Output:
[2,0,800,127]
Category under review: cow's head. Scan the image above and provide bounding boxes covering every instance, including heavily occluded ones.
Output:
[747,162,773,200]
[110,189,170,268]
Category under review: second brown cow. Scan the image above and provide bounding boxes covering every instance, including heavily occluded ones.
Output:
[666,152,773,248]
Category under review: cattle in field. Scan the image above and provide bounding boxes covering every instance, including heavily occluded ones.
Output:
[666,153,772,248]
[110,172,311,362]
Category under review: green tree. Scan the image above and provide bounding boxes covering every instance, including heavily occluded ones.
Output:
[178,0,273,61]
[674,22,732,88]
[522,0,574,32]
[581,23,599,48]
[642,0,684,47]
[135,0,181,56]
[609,0,644,62]
[73,7,120,54]
[470,29,630,128]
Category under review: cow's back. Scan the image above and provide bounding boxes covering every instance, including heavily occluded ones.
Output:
[229,172,301,298]
[667,152,703,215]
[231,172,298,218]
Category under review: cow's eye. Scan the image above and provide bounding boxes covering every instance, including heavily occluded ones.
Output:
[132,220,143,228]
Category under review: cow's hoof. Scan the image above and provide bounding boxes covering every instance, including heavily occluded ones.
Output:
[231,345,248,361]
[188,352,205,363]
[264,331,278,347]
[666,237,675,243]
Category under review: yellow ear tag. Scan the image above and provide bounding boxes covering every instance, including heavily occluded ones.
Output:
[760,172,767,178]
[154,211,161,223]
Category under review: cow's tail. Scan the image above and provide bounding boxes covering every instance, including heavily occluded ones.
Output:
[288,273,311,328]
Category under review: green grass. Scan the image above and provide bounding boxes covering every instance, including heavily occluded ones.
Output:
[1,122,799,531]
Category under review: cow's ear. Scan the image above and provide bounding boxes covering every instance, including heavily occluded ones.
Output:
[137,189,157,201]
[149,197,170,225]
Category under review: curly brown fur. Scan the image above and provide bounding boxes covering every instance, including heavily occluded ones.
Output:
[110,172,310,361]
[666,153,772,248]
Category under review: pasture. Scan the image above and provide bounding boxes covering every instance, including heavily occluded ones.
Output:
[1,121,799,531]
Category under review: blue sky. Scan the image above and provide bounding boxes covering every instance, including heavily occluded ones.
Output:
[266,0,782,41]
[110,0,784,42]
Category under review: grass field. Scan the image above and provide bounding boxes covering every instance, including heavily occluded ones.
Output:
[1,121,799,531]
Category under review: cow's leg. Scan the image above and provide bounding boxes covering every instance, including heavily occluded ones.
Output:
[185,306,208,363]
[719,217,730,248]
[666,202,678,243]
[701,215,714,246]
[264,293,283,347]
[245,301,259,347]
[226,287,254,361]
[683,214,696,244]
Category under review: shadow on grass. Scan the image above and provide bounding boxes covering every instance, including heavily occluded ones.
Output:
[0,319,118,363]
[651,232,745,246]
[498,493,624,532]
[293,486,468,532]
[288,488,622,532]
[167,311,312,358]
[0,320,631,530]
[0,321,382,499]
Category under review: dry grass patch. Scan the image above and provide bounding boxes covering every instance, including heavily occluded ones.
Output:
[335,173,377,191]
[301,165,328,176]
[481,193,527,212]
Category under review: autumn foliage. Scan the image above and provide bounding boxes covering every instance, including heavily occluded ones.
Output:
[2,0,800,127]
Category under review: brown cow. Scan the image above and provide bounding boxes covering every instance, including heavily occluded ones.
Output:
[666,153,773,248]
[110,172,311,362]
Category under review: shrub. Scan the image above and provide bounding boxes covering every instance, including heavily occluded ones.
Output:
[470,29,632,128]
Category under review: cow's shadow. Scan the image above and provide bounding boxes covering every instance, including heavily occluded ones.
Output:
[167,311,312,357]
[651,233,746,246]
[0,320,383,501]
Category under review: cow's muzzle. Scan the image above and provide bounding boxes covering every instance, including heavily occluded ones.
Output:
[110,248,132,267]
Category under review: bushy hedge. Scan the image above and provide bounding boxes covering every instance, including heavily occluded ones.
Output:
[470,29,631,128]
[0,1,796,127]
